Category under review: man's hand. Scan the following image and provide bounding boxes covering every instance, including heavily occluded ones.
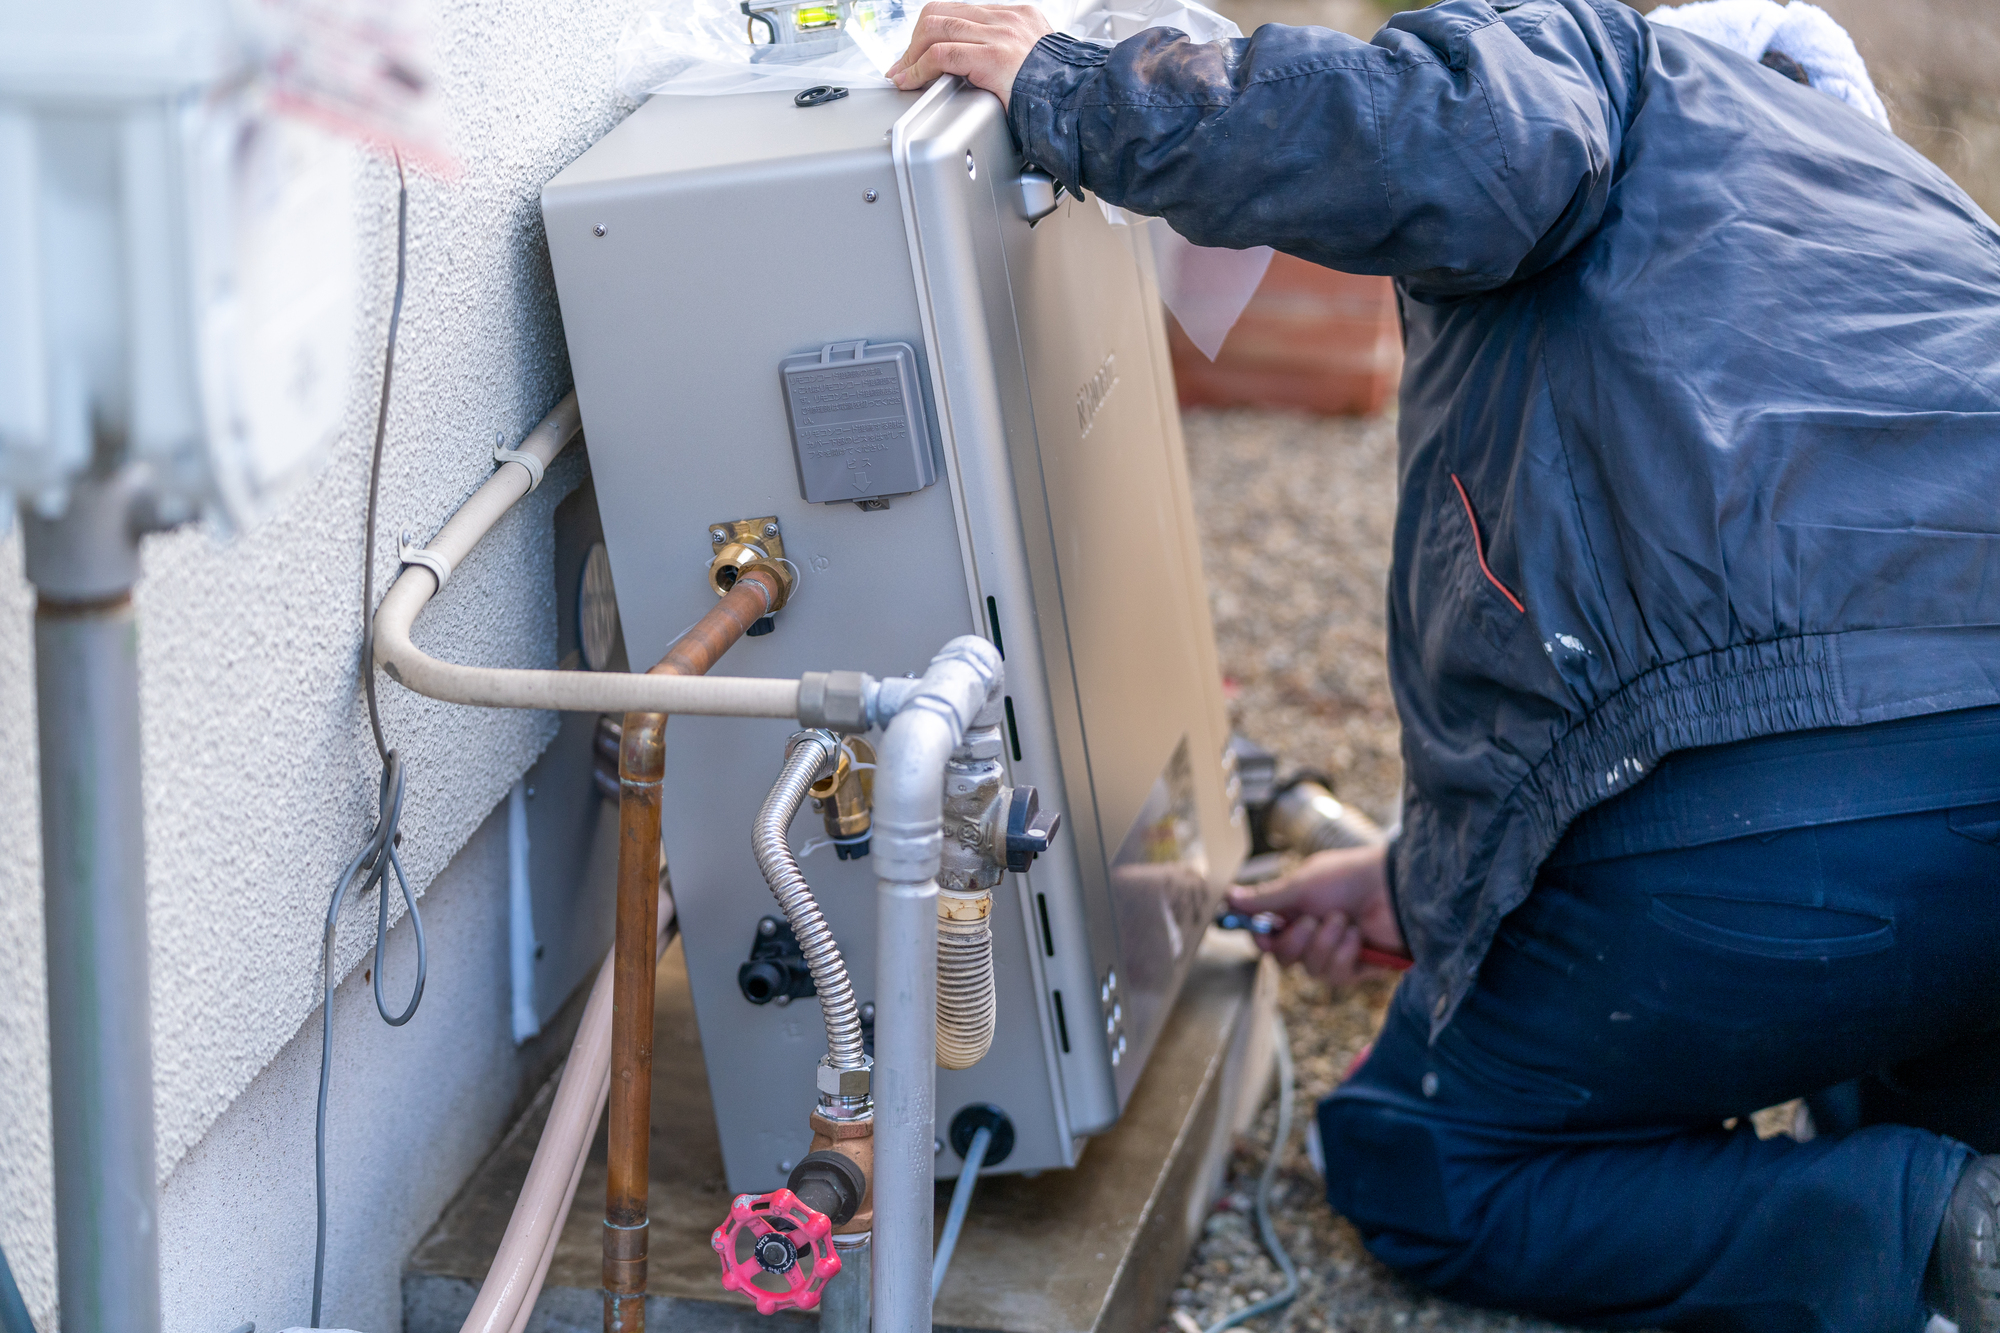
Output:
[1227,844,1405,989]
[887,2,1054,107]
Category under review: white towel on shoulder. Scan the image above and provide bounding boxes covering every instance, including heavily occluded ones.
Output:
[1647,0,1890,129]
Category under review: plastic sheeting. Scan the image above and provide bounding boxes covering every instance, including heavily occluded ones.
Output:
[1148,218,1275,361]
[615,0,1239,97]
[613,0,1272,359]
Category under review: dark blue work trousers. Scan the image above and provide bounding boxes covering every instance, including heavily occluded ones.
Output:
[1321,801,2000,1332]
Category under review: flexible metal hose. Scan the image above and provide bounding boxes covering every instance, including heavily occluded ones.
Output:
[755,732,868,1071]
[935,892,996,1069]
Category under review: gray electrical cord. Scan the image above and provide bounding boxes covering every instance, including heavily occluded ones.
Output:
[312,151,427,1329]
[0,1239,32,1333]
[931,1124,993,1302]
[1204,1014,1299,1333]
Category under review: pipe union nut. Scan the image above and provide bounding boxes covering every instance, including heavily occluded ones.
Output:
[817,1062,872,1097]
[798,671,871,733]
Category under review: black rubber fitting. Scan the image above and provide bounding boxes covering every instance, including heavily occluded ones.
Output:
[788,1150,867,1226]
[948,1104,1015,1167]
[738,959,787,1004]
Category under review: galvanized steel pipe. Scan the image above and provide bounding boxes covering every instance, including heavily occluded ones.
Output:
[870,636,1005,1333]
[21,470,162,1333]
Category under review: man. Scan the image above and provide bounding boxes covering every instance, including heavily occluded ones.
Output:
[890,1,2000,1328]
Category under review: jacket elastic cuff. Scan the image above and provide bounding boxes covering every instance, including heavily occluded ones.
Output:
[1384,831,1409,957]
[1006,33,1109,194]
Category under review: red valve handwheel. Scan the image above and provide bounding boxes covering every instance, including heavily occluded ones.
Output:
[710,1187,842,1314]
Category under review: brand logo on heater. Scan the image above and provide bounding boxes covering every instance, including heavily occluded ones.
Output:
[1076,353,1119,439]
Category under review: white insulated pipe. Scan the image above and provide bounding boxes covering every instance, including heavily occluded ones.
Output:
[461,889,676,1333]
[370,393,798,720]
[870,637,1005,1333]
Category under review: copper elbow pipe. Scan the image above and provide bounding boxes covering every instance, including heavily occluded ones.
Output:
[607,566,783,1332]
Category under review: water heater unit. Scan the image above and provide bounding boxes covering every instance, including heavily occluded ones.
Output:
[542,78,1246,1193]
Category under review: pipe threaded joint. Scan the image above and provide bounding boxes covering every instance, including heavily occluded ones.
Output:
[936,890,995,1069]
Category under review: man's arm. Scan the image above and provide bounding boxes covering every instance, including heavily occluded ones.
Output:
[895,0,1642,295]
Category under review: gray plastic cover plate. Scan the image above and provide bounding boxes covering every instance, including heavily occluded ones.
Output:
[781,339,936,503]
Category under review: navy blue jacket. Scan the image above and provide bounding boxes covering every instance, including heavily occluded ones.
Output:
[1007,0,2000,1036]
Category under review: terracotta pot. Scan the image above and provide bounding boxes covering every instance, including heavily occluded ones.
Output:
[1168,254,1403,417]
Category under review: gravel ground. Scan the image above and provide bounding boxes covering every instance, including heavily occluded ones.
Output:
[1170,408,1600,1333]
[1184,408,1404,830]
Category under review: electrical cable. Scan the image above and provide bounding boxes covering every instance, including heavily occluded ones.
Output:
[0,1238,34,1333]
[931,1124,993,1302]
[1203,1014,1299,1333]
[311,151,428,1329]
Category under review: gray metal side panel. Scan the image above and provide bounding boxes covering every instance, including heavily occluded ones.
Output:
[897,85,1245,1128]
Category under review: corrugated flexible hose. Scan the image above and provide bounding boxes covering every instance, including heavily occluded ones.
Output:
[754,732,868,1071]
[936,889,996,1069]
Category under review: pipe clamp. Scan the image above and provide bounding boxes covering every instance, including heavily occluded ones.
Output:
[398,532,454,589]
[493,441,547,491]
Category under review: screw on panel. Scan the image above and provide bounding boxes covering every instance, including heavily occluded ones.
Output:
[593,224,607,236]
[864,189,879,203]
[712,528,728,544]
[762,522,780,538]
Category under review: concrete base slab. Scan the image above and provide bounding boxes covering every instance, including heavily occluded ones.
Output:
[406,929,1275,1333]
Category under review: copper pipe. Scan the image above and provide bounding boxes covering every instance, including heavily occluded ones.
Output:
[607,567,783,1332]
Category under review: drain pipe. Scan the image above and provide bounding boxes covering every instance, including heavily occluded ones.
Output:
[608,564,788,1332]
[19,468,165,1333]
[869,636,1005,1333]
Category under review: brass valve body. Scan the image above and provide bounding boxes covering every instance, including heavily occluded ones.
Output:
[807,1111,875,1235]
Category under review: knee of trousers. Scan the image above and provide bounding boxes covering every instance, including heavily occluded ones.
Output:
[1317,1093,1475,1285]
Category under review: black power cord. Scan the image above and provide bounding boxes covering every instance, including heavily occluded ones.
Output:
[311,151,428,1329]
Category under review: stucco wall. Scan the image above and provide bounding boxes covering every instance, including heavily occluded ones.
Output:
[157,801,573,1333]
[0,0,651,1324]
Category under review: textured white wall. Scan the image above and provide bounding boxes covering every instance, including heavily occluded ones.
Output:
[158,803,557,1333]
[0,0,650,1324]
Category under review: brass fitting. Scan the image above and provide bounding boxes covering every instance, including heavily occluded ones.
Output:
[807,1111,875,1235]
[707,517,797,611]
[810,737,873,855]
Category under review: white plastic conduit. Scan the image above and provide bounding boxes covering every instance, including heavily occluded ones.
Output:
[869,637,1005,1333]
[369,393,799,720]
